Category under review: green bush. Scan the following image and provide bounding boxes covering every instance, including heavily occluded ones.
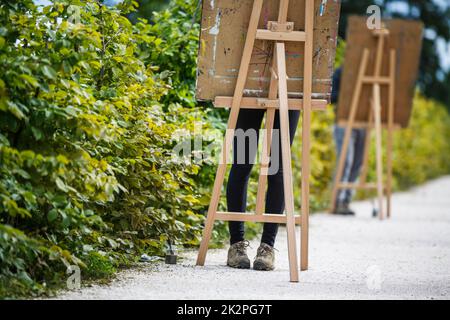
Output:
[0,223,82,298]
[366,93,450,191]
[0,0,215,297]
[83,251,116,279]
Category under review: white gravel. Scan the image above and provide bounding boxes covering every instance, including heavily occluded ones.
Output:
[55,176,450,300]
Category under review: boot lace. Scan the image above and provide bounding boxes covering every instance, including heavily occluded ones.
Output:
[258,244,277,257]
[235,240,250,254]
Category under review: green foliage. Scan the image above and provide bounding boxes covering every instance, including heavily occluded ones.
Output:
[334,38,346,68]
[291,107,336,211]
[135,0,201,106]
[83,251,117,279]
[0,0,214,297]
[0,224,82,298]
[365,93,450,191]
[128,0,170,23]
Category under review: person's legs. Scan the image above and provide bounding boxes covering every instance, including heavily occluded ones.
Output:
[344,128,367,203]
[333,125,354,204]
[341,129,358,203]
[260,110,300,247]
[227,109,265,245]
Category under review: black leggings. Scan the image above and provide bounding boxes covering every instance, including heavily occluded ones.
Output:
[227,109,300,247]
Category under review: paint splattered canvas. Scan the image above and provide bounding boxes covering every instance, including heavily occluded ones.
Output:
[196,0,341,101]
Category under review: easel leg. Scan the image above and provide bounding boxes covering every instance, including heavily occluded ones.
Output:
[373,84,385,220]
[196,143,229,265]
[276,42,299,282]
[300,0,314,271]
[359,111,373,186]
[196,0,264,265]
[255,109,275,214]
[386,122,393,218]
[255,45,278,215]
[255,0,290,215]
[386,49,396,219]
[330,49,370,212]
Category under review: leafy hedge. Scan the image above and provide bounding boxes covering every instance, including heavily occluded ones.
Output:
[0,0,219,298]
[369,93,450,191]
[1,0,450,298]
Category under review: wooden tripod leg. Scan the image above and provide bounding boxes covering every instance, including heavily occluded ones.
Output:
[256,0,290,214]
[300,0,314,271]
[276,42,299,282]
[255,110,276,214]
[359,109,373,186]
[330,49,370,212]
[373,83,385,220]
[386,49,396,219]
[255,47,278,215]
[196,0,264,266]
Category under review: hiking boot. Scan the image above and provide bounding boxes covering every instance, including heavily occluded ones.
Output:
[227,240,251,269]
[253,243,275,271]
[334,202,355,216]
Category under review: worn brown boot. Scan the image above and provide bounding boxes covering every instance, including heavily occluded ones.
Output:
[253,243,275,271]
[227,240,251,269]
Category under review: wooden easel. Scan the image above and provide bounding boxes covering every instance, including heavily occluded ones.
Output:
[196,0,323,282]
[330,27,396,220]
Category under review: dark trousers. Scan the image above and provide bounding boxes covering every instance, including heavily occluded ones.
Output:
[227,109,300,247]
[333,125,367,204]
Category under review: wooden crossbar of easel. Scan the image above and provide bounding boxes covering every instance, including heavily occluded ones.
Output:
[214,97,328,111]
[196,0,316,282]
[330,27,396,220]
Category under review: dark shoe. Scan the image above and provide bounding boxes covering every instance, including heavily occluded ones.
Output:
[334,202,355,216]
[253,243,275,271]
[227,240,251,269]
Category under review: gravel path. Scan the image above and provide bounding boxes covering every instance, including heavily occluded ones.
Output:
[56,176,450,300]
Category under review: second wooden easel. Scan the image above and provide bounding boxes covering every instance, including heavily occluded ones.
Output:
[196,0,324,282]
[330,27,396,220]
